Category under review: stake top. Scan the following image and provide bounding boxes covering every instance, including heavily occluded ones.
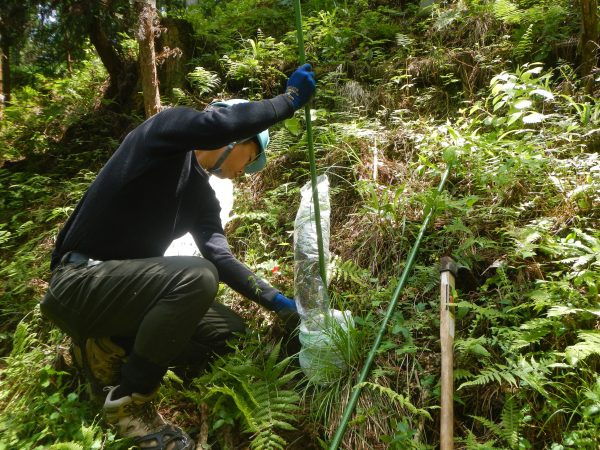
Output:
[440,256,458,277]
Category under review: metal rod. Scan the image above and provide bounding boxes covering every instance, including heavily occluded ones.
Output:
[440,256,457,450]
[329,166,452,449]
[293,0,328,293]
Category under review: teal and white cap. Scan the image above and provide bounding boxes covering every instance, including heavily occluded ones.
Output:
[209,99,270,174]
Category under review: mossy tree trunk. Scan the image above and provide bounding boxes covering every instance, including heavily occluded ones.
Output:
[0,1,35,109]
[581,0,599,94]
[135,0,161,118]
[156,17,195,101]
[85,2,139,112]
[0,43,6,119]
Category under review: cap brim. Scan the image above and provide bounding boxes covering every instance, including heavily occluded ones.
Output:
[244,151,267,174]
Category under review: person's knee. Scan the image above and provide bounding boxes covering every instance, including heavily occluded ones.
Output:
[172,259,219,319]
[179,259,218,298]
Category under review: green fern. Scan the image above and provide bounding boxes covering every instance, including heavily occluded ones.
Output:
[455,336,492,358]
[547,305,600,318]
[395,33,414,48]
[266,128,295,156]
[463,429,500,449]
[48,423,110,450]
[330,255,370,287]
[193,342,301,449]
[460,356,553,398]
[204,385,258,431]
[251,429,288,450]
[48,444,83,450]
[187,66,220,97]
[500,397,521,448]
[492,0,522,24]
[470,397,525,449]
[355,382,432,419]
[458,363,518,389]
[565,331,600,365]
[170,87,195,106]
[513,24,534,59]
[511,317,556,349]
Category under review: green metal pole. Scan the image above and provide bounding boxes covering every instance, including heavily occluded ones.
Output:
[329,166,452,449]
[293,0,328,294]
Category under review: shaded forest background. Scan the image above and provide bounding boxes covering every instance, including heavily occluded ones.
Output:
[0,0,599,449]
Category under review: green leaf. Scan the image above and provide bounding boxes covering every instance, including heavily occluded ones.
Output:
[531,89,554,100]
[523,112,545,124]
[284,118,303,136]
[471,343,491,357]
[525,66,543,75]
[514,99,532,110]
[507,112,523,125]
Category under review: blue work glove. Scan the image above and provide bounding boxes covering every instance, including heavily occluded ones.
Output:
[273,293,301,355]
[272,293,300,335]
[272,292,297,313]
[285,63,316,110]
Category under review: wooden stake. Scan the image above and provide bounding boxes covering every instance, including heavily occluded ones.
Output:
[440,256,457,450]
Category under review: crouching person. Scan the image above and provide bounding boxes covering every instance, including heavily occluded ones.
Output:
[40,64,316,449]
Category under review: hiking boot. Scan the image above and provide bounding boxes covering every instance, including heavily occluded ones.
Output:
[103,385,195,450]
[71,337,127,396]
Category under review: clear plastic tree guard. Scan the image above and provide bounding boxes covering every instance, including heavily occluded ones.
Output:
[293,174,331,329]
[294,175,353,384]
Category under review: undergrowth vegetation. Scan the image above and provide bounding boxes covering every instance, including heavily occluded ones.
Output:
[1,0,599,448]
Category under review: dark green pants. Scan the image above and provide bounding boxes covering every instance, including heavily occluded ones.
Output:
[41,255,246,370]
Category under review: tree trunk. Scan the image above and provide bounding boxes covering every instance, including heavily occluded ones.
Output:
[581,0,599,94]
[1,40,10,108]
[67,49,73,74]
[86,5,138,112]
[135,0,161,118]
[156,17,194,101]
[0,44,4,119]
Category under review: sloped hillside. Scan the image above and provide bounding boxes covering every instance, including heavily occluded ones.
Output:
[1,1,598,448]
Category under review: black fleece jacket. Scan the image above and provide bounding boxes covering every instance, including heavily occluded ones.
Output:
[51,95,295,308]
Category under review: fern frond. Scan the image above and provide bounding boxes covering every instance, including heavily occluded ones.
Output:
[264,341,282,370]
[512,317,555,348]
[267,128,295,156]
[565,331,600,365]
[187,66,220,97]
[455,336,491,357]
[455,301,505,321]
[453,368,474,381]
[464,429,500,449]
[204,385,259,432]
[331,255,370,287]
[171,88,195,106]
[470,414,504,439]
[514,24,534,59]
[194,341,301,448]
[48,444,84,450]
[458,364,518,389]
[493,0,522,24]
[396,33,414,48]
[470,398,524,448]
[276,370,302,385]
[512,356,551,396]
[250,429,287,450]
[547,305,600,318]
[500,397,522,447]
[356,382,432,419]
